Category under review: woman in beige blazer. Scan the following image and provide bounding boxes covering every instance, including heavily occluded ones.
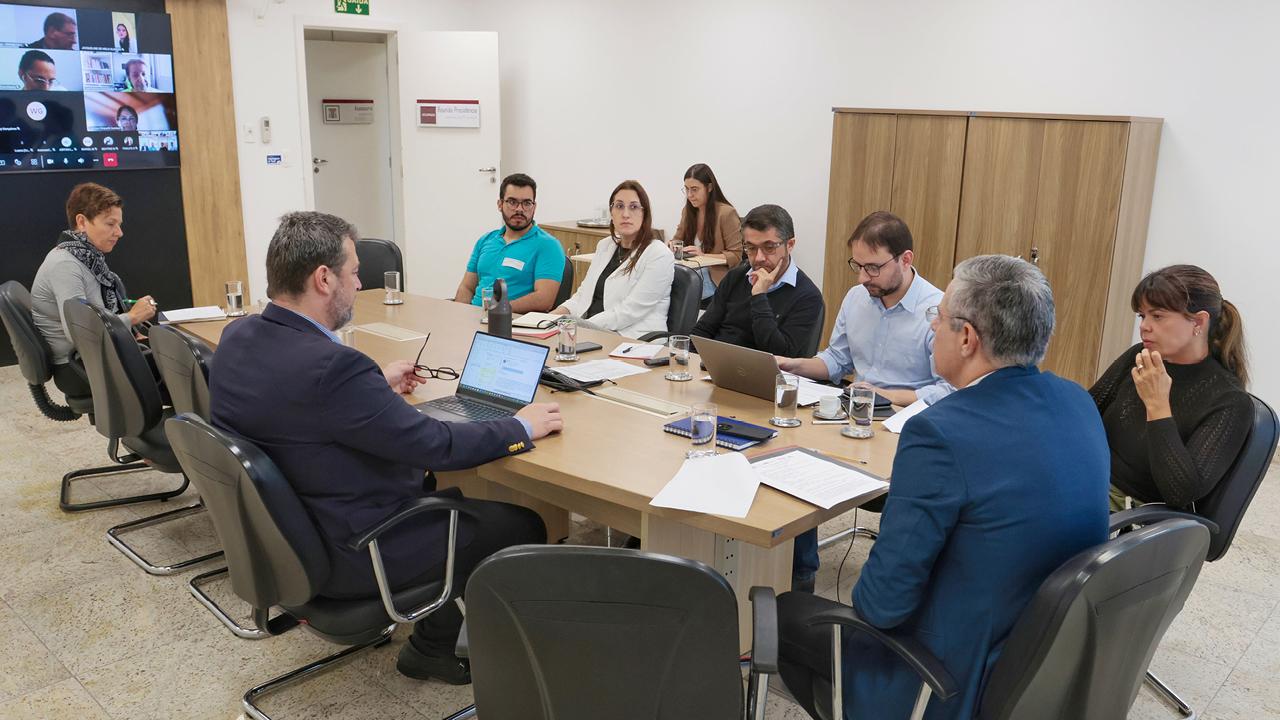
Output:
[670,163,743,298]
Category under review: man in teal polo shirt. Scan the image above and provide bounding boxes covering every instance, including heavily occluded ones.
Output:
[453,173,566,312]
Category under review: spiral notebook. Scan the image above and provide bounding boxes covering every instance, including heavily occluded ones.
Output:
[663,416,776,451]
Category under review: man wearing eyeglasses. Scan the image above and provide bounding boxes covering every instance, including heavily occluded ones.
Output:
[24,12,77,51]
[777,211,952,593]
[18,50,58,91]
[453,173,566,312]
[690,204,824,357]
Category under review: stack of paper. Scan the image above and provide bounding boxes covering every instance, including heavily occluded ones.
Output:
[796,378,845,407]
[883,399,928,434]
[555,359,650,382]
[650,452,761,517]
[750,449,888,509]
[610,342,665,359]
[160,306,226,323]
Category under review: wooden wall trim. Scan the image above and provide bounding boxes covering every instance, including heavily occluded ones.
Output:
[833,107,1163,124]
[1097,120,1163,378]
[166,0,248,306]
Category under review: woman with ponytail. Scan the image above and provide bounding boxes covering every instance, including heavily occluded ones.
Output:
[1090,264,1253,511]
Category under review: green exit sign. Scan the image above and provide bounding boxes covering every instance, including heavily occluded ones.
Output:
[334,0,369,15]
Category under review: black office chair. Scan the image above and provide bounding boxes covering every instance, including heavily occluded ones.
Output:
[794,516,1210,720]
[552,255,574,308]
[802,303,826,358]
[637,264,701,342]
[62,299,222,575]
[0,280,95,421]
[1108,394,1278,718]
[164,414,475,720]
[442,545,777,720]
[148,324,213,420]
[355,237,403,291]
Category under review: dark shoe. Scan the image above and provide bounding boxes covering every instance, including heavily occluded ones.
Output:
[791,575,816,594]
[396,641,471,684]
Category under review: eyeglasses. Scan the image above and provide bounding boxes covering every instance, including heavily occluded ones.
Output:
[611,202,644,214]
[925,305,977,333]
[848,254,901,278]
[680,185,704,196]
[412,334,459,380]
[22,73,57,88]
[503,198,536,210]
[744,242,785,256]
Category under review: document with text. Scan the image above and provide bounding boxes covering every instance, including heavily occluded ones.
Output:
[750,449,888,509]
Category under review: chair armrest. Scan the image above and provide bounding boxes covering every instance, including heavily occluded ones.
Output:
[455,618,469,659]
[1110,506,1219,535]
[807,605,959,701]
[748,586,778,673]
[637,331,671,343]
[346,497,481,551]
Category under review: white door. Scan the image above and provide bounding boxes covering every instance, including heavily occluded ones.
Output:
[394,31,501,298]
[305,39,395,242]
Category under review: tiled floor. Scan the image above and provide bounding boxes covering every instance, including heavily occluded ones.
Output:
[0,362,1277,719]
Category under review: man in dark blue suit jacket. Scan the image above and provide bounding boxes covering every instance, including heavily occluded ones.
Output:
[210,212,564,684]
[776,255,1110,720]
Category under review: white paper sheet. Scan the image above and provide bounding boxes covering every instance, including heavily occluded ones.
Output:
[555,359,651,382]
[649,452,761,517]
[883,398,928,434]
[796,378,846,407]
[610,342,664,359]
[751,450,888,509]
[161,306,226,323]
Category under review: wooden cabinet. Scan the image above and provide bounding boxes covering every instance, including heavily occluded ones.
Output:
[822,109,1162,387]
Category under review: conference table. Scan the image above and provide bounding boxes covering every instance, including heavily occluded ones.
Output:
[179,290,899,649]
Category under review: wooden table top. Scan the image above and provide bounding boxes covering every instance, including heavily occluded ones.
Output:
[179,290,898,548]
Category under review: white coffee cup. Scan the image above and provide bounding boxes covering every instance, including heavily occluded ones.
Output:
[819,395,841,417]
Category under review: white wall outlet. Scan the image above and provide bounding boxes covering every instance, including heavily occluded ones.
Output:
[242,124,256,143]
[279,150,292,167]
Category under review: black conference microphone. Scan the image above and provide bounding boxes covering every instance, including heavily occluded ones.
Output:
[487,278,511,338]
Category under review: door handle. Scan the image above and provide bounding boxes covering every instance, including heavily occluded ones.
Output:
[312,158,328,164]
[479,166,497,183]
[478,166,496,172]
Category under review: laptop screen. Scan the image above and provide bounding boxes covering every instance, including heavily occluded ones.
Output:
[457,332,549,407]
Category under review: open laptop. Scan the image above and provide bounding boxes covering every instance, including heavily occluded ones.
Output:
[417,332,550,423]
[695,335,894,414]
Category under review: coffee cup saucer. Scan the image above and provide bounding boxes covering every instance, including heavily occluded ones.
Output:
[813,408,848,421]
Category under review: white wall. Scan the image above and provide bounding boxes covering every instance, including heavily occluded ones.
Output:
[225,0,1279,403]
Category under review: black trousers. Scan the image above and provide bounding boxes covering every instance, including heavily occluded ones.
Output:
[777,590,852,720]
[331,498,547,656]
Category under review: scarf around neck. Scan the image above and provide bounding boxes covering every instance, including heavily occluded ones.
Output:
[57,230,127,314]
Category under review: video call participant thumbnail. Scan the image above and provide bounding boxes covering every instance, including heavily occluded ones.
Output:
[18,49,56,90]
[24,12,77,51]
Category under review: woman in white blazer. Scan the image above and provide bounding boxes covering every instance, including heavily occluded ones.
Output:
[552,180,674,338]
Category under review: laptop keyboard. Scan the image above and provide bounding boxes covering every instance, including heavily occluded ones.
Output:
[422,395,513,421]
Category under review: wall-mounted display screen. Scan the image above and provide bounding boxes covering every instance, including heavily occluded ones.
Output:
[0,3,177,172]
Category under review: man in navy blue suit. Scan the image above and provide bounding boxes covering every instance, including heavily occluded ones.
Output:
[210,211,564,684]
[775,255,1110,720]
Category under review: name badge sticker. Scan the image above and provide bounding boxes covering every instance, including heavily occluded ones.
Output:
[502,257,526,271]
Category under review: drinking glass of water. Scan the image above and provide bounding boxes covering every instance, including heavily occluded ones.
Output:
[666,335,692,381]
[384,271,403,305]
[687,402,718,458]
[770,373,802,428]
[841,386,876,438]
[555,319,579,362]
[671,238,684,261]
[225,281,247,317]
[479,286,494,324]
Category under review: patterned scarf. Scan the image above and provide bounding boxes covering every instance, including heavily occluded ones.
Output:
[57,230,128,314]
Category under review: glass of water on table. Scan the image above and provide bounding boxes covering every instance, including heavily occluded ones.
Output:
[687,402,718,458]
[841,386,876,438]
[225,281,247,317]
[770,373,802,428]
[665,335,692,381]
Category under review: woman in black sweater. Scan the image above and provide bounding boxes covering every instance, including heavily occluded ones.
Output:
[1091,265,1252,511]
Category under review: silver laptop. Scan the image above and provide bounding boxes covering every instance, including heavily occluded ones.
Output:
[418,332,549,423]
[694,336,785,402]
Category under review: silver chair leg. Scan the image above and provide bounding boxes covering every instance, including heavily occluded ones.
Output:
[442,705,477,720]
[243,625,396,720]
[818,526,878,549]
[831,625,842,720]
[909,682,933,720]
[1145,670,1197,719]
[189,567,271,639]
[107,503,223,575]
[747,668,771,720]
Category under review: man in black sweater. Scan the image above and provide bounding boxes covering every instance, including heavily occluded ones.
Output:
[690,204,824,357]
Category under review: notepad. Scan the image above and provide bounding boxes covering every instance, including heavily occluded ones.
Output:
[610,342,664,359]
[512,312,562,329]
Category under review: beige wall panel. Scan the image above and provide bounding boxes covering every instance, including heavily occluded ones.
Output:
[820,113,897,347]
[1032,121,1130,386]
[166,0,248,306]
[889,115,968,288]
[955,117,1046,261]
[1097,121,1163,378]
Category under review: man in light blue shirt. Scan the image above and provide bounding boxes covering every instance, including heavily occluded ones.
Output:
[777,211,953,592]
[452,173,566,313]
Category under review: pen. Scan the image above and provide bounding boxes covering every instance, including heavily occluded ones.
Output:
[817,449,868,465]
[620,346,632,355]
